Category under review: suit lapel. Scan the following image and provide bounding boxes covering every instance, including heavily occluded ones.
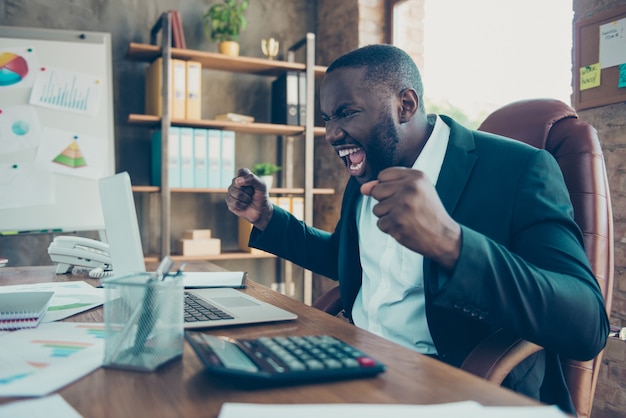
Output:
[423,116,478,296]
[339,178,364,314]
[436,115,478,215]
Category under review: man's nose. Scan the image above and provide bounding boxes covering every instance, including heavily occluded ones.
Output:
[324,120,344,144]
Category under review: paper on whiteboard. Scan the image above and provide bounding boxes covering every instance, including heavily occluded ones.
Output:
[0,105,42,155]
[29,66,103,116]
[0,46,39,89]
[35,126,108,180]
[0,161,53,209]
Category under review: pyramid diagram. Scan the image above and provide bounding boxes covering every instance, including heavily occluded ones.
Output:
[53,140,87,168]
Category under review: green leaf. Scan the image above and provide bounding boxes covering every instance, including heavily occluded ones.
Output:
[202,0,249,43]
[252,162,281,176]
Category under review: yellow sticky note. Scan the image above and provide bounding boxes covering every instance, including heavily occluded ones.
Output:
[580,63,601,91]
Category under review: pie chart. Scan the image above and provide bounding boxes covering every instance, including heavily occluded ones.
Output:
[0,52,29,86]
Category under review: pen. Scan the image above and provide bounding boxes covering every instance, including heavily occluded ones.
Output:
[169,262,187,278]
[155,256,174,281]
[133,277,158,355]
[107,298,144,361]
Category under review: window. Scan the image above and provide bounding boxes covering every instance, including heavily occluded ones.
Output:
[391,0,574,127]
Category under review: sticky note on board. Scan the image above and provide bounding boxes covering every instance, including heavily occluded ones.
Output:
[619,64,626,89]
[580,63,601,91]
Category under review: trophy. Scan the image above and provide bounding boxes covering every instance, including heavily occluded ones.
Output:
[261,38,279,60]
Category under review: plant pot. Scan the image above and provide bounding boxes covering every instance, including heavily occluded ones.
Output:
[260,175,273,190]
[218,41,240,56]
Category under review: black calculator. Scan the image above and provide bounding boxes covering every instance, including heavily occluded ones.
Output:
[185,331,386,385]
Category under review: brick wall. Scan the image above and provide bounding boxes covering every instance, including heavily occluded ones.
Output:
[357,0,385,47]
[583,101,626,417]
[573,0,626,413]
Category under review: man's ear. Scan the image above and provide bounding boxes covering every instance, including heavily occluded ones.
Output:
[398,88,419,123]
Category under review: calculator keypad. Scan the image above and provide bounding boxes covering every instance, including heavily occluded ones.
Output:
[186,332,386,384]
[245,336,370,372]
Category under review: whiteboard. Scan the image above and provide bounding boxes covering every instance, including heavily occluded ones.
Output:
[0,26,114,233]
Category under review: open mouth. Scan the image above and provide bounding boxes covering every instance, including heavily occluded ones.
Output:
[338,147,366,176]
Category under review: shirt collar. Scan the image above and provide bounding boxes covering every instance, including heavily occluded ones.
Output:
[411,114,450,186]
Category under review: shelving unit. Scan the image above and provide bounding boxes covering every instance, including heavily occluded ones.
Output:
[143,251,275,263]
[127,114,326,136]
[125,13,329,304]
[132,185,334,195]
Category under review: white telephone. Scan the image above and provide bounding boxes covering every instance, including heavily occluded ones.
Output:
[48,236,113,275]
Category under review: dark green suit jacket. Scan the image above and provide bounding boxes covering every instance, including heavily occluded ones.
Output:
[250,116,608,414]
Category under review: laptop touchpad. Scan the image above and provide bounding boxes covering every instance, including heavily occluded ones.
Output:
[212,296,260,308]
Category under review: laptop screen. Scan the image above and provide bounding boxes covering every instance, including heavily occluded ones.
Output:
[98,172,147,277]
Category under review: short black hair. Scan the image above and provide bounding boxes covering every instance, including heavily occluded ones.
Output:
[326,44,425,110]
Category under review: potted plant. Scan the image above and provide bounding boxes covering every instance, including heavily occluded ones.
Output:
[202,0,249,56]
[252,162,281,189]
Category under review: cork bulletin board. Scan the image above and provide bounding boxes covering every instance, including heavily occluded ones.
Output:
[573,4,626,110]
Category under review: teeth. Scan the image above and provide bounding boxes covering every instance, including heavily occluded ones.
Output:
[338,147,361,158]
[350,160,364,171]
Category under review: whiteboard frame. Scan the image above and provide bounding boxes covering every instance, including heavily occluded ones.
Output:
[0,26,115,233]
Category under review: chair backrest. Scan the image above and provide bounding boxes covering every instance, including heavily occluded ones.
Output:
[477,98,614,418]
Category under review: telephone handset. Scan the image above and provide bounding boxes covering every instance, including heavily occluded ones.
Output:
[48,236,113,276]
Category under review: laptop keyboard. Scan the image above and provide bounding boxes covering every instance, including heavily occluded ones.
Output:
[184,291,235,323]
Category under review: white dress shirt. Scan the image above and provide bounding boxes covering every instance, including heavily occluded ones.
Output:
[352,115,451,354]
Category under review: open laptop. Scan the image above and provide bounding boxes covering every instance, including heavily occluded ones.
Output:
[97,172,297,329]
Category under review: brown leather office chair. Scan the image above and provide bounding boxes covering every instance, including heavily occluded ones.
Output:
[312,98,614,418]
[461,98,614,418]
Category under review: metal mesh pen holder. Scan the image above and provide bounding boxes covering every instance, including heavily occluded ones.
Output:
[103,272,183,372]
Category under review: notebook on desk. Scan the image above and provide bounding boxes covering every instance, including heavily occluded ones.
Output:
[97,172,297,329]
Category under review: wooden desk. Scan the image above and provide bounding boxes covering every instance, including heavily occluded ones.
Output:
[0,264,540,417]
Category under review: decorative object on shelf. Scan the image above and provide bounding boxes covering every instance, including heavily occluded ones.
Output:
[178,229,221,256]
[261,37,279,60]
[202,0,249,57]
[214,112,255,123]
[238,218,267,254]
[167,10,186,49]
[252,162,281,190]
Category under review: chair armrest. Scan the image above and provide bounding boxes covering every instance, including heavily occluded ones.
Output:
[460,328,543,384]
[312,285,344,316]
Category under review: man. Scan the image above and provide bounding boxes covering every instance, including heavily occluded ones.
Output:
[226,44,608,413]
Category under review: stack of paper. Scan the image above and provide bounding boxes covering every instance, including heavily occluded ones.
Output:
[0,281,104,323]
[0,322,104,396]
[217,402,570,418]
[0,394,82,417]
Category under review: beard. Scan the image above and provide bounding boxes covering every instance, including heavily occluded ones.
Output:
[366,107,400,180]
